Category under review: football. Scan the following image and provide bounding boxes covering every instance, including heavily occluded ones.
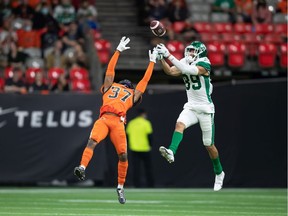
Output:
[150,20,166,37]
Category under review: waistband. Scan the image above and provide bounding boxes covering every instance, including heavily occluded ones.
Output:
[101,112,126,123]
[102,112,119,117]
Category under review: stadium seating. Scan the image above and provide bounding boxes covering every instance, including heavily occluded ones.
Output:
[254,23,274,36]
[166,40,185,60]
[188,3,211,14]
[69,68,89,80]
[92,30,102,41]
[48,67,65,85]
[4,67,14,79]
[233,23,253,34]
[243,33,261,57]
[279,43,287,68]
[206,42,226,67]
[213,22,233,33]
[71,79,91,93]
[258,43,277,68]
[189,13,210,22]
[210,13,229,22]
[25,68,42,85]
[264,34,283,45]
[200,33,221,44]
[94,39,111,64]
[226,42,246,68]
[172,21,187,33]
[274,23,287,39]
[273,13,288,23]
[193,22,213,33]
[25,57,45,69]
[221,33,242,45]
[23,48,41,58]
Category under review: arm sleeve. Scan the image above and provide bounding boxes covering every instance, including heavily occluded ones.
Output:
[135,61,154,93]
[168,54,199,75]
[105,50,120,77]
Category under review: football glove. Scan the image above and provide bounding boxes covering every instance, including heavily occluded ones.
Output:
[116,36,130,52]
[156,53,164,61]
[156,43,170,58]
[149,48,157,63]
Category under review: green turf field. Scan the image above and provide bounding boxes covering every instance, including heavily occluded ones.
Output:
[0,188,286,216]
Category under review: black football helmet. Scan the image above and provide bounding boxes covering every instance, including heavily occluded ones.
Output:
[119,79,134,89]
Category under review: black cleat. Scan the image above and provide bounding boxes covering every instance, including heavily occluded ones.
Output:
[74,166,85,181]
[116,188,126,204]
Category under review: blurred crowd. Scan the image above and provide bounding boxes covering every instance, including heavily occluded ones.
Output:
[1,0,287,94]
[0,0,100,94]
[138,0,287,43]
[135,0,287,73]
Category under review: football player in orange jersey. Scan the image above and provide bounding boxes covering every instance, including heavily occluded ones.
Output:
[74,36,158,204]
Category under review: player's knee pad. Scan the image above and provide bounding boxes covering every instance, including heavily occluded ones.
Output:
[202,130,213,146]
[203,138,212,146]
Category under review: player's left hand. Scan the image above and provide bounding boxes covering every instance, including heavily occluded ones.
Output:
[149,47,158,63]
[117,36,130,52]
[156,43,170,58]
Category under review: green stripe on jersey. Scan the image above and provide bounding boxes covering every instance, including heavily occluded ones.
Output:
[196,61,211,72]
[204,76,212,103]
[211,114,215,144]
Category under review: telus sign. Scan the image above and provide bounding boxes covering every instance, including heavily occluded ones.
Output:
[0,107,94,128]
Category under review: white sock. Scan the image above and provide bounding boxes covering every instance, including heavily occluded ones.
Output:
[117,184,123,189]
[80,165,86,170]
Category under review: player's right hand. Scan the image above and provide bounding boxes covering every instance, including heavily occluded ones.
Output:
[156,53,163,61]
[156,43,170,58]
[117,36,130,52]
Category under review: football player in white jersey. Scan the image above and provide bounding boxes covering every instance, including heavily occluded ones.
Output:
[156,41,225,191]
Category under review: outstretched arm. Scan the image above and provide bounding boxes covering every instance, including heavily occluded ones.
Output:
[156,43,208,76]
[134,49,157,103]
[159,59,181,76]
[103,51,120,92]
[103,36,130,92]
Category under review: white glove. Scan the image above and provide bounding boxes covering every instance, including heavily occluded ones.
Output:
[156,43,170,58]
[149,48,157,63]
[116,36,130,52]
[156,53,163,61]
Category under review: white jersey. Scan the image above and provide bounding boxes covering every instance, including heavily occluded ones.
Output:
[180,57,215,113]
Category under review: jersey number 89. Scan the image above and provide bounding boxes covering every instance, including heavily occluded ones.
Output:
[183,74,201,90]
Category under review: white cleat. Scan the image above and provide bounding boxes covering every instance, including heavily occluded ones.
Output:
[214,171,225,191]
[159,146,174,163]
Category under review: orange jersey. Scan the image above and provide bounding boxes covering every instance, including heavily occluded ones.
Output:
[100,83,134,118]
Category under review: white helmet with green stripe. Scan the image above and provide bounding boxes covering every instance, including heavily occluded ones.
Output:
[185,41,207,64]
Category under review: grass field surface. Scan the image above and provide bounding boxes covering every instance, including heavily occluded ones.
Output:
[0,188,286,216]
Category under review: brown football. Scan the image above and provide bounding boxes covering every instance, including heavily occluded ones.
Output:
[150,20,166,37]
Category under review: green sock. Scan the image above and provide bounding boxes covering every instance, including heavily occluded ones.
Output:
[211,157,223,175]
[169,131,183,154]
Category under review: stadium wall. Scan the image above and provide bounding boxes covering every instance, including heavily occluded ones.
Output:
[0,79,286,187]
